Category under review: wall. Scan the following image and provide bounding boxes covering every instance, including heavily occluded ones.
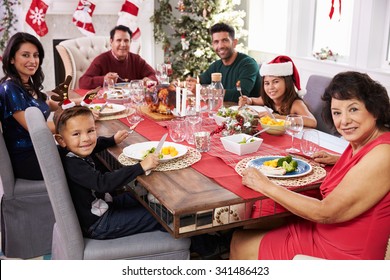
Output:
[19,0,155,90]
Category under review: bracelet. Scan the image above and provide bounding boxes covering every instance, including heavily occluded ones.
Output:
[248,97,253,105]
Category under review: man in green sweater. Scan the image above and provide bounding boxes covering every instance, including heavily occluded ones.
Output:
[188,23,261,103]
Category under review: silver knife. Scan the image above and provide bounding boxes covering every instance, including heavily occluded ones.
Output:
[145,133,168,175]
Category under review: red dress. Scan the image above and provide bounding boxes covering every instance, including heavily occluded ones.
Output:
[259,132,390,259]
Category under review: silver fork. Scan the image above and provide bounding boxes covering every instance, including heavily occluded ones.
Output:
[117,76,129,82]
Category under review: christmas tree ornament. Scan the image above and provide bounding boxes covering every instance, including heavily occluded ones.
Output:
[180,34,189,50]
[25,0,52,37]
[177,0,185,12]
[117,0,144,54]
[72,0,96,37]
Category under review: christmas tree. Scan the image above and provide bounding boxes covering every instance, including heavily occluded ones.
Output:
[0,0,21,56]
[151,0,247,79]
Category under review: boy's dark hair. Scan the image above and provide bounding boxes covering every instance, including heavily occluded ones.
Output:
[54,106,94,134]
[110,25,132,40]
[210,23,235,39]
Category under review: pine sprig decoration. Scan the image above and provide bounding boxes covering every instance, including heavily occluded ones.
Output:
[151,0,247,80]
[0,0,21,54]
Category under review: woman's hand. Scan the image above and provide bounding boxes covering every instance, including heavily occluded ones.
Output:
[114,130,129,144]
[242,167,270,193]
[140,153,159,171]
[312,150,340,165]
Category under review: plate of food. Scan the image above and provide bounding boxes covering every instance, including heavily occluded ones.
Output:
[246,155,312,178]
[89,103,127,116]
[123,141,188,162]
[229,105,269,114]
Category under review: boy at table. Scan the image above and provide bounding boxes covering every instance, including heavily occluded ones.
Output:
[53,105,163,239]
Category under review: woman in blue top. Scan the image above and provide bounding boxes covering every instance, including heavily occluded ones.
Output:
[0,32,59,180]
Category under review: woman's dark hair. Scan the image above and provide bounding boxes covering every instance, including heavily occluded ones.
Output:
[54,106,94,134]
[1,32,46,100]
[260,75,301,115]
[322,71,390,130]
[110,25,132,40]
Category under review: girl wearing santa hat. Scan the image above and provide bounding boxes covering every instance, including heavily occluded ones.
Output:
[239,55,317,128]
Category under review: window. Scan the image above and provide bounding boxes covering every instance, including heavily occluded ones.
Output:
[248,0,288,54]
[312,0,354,59]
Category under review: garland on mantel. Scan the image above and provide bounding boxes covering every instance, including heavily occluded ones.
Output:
[0,0,21,56]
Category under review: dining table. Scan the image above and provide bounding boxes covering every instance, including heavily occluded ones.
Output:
[71,89,348,239]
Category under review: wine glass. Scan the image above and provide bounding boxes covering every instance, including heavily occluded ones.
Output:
[129,87,145,122]
[284,114,304,153]
[130,79,144,90]
[156,64,168,84]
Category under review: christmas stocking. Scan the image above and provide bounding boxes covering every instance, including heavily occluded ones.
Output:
[117,0,143,53]
[25,0,52,37]
[73,0,96,36]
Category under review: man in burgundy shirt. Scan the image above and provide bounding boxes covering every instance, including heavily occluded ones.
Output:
[79,25,157,89]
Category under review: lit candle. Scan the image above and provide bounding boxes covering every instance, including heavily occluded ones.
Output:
[181,88,187,117]
[176,80,181,115]
[195,76,201,112]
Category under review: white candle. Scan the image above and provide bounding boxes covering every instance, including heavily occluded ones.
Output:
[195,77,201,112]
[176,84,181,115]
[181,88,187,117]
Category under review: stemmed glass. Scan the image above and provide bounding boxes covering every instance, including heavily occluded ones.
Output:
[124,80,144,123]
[284,114,304,153]
[156,64,168,84]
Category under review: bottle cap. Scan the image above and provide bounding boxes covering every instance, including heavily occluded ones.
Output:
[211,73,222,82]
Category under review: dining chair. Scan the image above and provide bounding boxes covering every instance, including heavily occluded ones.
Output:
[25,107,191,260]
[0,128,54,259]
[304,75,336,135]
[55,36,111,90]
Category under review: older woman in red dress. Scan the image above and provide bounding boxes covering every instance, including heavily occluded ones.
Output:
[230,71,390,260]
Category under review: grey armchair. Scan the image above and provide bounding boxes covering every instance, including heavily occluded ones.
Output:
[304,75,335,135]
[25,107,190,259]
[0,128,54,259]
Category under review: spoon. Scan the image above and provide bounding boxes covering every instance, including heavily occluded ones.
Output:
[264,106,277,120]
[245,127,270,143]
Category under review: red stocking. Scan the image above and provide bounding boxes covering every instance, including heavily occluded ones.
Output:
[25,0,52,37]
[117,0,143,53]
[72,0,96,36]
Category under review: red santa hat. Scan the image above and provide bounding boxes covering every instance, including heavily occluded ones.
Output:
[260,55,306,97]
[61,98,76,110]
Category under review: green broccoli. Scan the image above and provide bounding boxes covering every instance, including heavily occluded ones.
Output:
[282,159,298,173]
[277,155,294,167]
[282,161,296,173]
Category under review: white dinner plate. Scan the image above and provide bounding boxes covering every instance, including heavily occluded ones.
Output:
[246,156,312,178]
[89,103,126,116]
[123,141,188,162]
[229,105,269,114]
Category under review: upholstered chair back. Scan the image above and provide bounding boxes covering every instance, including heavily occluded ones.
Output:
[56,36,111,90]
